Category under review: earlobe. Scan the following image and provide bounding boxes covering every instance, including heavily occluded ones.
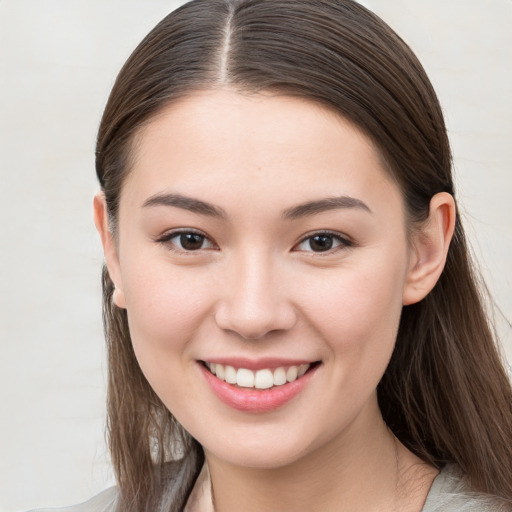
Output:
[112,285,126,309]
[93,192,127,309]
[402,192,456,306]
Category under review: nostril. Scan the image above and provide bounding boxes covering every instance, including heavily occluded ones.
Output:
[214,300,297,340]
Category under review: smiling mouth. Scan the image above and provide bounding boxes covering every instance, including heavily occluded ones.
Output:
[202,361,320,390]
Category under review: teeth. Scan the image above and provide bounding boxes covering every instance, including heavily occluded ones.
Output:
[206,362,311,389]
[254,369,274,389]
[298,364,309,377]
[215,364,225,381]
[225,365,237,384]
[273,367,287,386]
[286,366,298,382]
[237,368,254,388]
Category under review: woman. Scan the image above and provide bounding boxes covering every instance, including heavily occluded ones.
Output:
[42,0,512,510]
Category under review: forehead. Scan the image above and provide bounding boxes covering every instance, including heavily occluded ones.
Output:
[122,89,402,215]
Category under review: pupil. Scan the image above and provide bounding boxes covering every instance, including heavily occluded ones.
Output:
[310,235,333,252]
[180,233,203,250]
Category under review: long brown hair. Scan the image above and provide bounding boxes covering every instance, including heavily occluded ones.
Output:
[95,1,512,510]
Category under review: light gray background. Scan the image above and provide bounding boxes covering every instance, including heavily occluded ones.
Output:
[0,1,510,511]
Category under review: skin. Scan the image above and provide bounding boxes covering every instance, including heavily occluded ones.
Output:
[95,89,455,511]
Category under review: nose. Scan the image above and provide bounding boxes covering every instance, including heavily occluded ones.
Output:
[214,252,297,340]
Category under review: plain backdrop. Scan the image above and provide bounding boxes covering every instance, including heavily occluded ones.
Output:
[0,1,510,511]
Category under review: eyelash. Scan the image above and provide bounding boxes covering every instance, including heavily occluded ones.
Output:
[155,229,353,254]
[155,229,216,254]
[293,230,353,254]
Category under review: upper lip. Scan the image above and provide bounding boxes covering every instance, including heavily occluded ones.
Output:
[200,357,319,371]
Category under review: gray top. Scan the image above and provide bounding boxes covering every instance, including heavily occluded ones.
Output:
[30,464,502,512]
[421,465,501,511]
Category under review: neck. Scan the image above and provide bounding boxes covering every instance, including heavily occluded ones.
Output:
[205,405,437,512]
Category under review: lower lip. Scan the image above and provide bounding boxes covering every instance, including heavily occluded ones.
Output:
[199,363,318,413]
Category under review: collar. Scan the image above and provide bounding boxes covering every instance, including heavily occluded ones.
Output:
[184,463,215,512]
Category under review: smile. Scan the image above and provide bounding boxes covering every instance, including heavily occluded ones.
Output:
[204,362,310,390]
[200,360,320,412]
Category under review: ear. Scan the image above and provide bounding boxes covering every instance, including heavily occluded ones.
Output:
[402,192,456,306]
[93,192,126,309]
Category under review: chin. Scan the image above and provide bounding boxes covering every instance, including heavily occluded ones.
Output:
[198,421,331,471]
[207,443,310,470]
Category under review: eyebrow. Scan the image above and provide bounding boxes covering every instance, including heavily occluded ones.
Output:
[142,193,227,218]
[282,196,372,219]
[142,192,371,220]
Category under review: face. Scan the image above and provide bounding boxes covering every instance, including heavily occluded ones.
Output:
[105,90,417,469]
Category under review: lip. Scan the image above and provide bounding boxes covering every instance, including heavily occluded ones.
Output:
[199,360,320,413]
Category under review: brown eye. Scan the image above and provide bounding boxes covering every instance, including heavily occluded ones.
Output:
[309,235,334,252]
[157,230,215,252]
[179,233,205,251]
[295,232,351,253]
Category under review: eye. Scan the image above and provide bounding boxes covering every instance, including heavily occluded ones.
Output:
[157,230,216,252]
[294,231,352,253]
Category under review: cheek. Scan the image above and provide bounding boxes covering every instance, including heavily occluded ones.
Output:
[297,249,408,364]
[121,265,216,425]
[120,258,215,372]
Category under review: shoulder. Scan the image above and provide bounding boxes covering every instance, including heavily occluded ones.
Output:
[422,464,509,512]
[28,486,118,512]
